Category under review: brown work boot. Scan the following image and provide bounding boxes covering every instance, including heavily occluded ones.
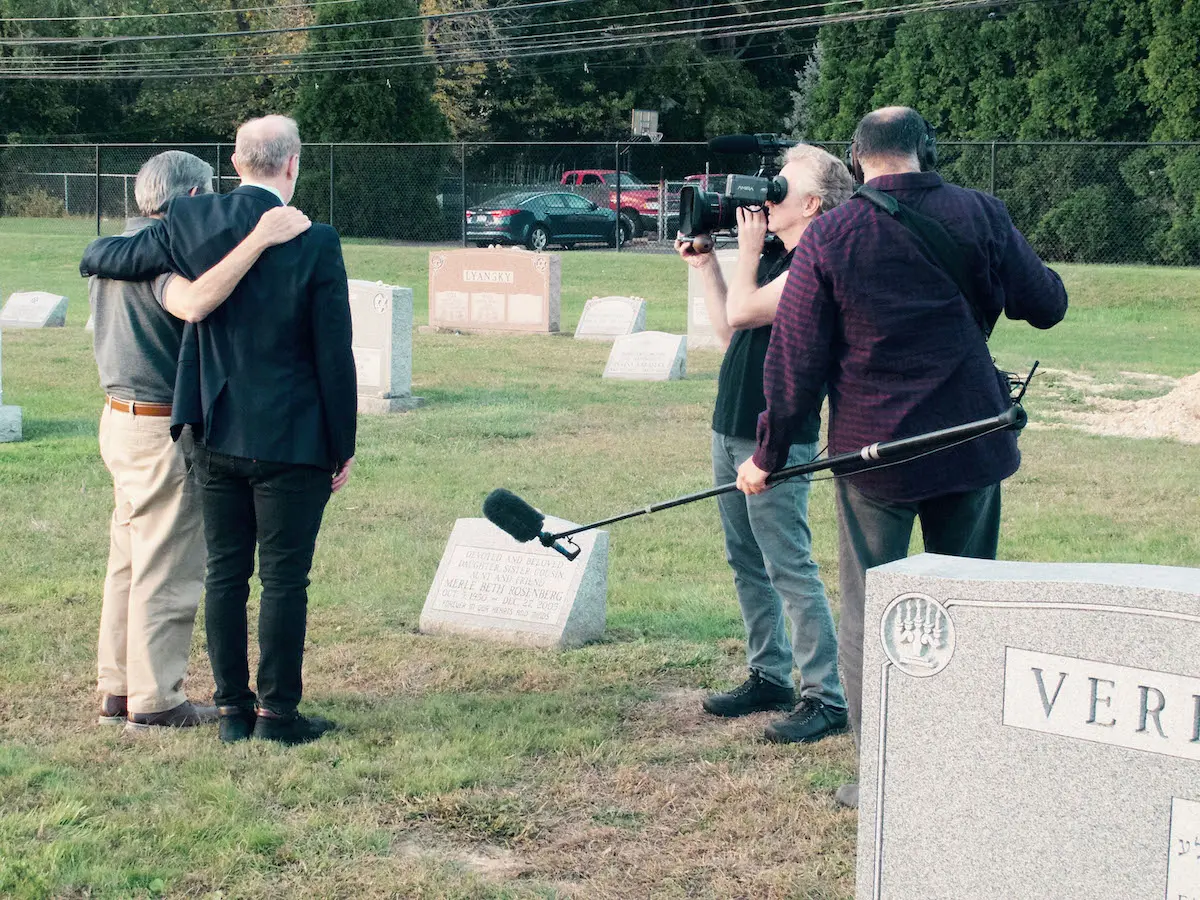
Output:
[98,694,128,726]
[125,701,219,733]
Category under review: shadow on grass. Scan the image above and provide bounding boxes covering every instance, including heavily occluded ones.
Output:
[18,417,98,441]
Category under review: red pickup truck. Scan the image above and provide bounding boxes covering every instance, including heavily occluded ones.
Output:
[560,169,661,237]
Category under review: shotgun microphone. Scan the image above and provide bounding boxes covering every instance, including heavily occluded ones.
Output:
[708,133,798,155]
[482,366,1037,563]
[482,489,581,561]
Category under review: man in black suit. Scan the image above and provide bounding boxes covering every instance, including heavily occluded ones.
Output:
[80,115,356,746]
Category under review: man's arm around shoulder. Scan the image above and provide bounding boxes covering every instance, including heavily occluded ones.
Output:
[80,217,175,281]
[161,206,311,322]
[309,225,357,489]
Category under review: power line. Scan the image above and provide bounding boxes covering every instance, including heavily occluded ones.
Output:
[0,0,362,23]
[1,0,1015,78]
[0,0,595,45]
[17,0,812,68]
[7,0,855,75]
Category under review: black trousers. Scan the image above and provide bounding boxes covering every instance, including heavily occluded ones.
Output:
[834,479,1001,748]
[192,447,331,715]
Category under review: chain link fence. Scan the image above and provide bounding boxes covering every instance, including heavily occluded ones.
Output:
[2,141,1198,265]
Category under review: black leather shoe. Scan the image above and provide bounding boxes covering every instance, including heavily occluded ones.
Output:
[98,694,128,725]
[125,701,219,733]
[252,711,337,746]
[763,697,849,744]
[218,706,258,744]
[702,671,795,718]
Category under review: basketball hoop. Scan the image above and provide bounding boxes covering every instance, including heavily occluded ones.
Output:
[631,108,660,142]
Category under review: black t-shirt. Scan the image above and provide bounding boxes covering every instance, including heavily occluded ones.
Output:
[711,243,821,444]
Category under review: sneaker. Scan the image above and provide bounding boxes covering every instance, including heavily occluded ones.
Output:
[98,694,128,726]
[218,706,258,744]
[702,671,795,718]
[763,697,849,744]
[835,782,859,809]
[252,711,337,746]
[125,700,219,733]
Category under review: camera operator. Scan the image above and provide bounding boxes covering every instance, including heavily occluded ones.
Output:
[676,144,854,745]
[735,107,1068,807]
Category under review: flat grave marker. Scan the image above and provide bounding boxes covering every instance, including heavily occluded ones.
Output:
[0,291,68,329]
[420,516,608,648]
[602,331,686,381]
[574,295,646,341]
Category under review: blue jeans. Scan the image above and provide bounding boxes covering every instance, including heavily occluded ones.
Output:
[712,432,845,708]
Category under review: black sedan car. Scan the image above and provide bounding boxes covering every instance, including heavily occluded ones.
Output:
[466,191,629,251]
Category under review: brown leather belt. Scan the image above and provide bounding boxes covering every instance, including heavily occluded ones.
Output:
[106,396,172,417]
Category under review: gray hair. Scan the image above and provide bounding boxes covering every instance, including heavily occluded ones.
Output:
[235,115,302,177]
[134,150,213,216]
[782,144,855,212]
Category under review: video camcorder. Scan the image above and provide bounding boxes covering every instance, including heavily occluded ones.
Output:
[678,132,799,240]
[677,174,788,237]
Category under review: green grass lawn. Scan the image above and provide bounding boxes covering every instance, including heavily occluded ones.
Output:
[0,218,1198,899]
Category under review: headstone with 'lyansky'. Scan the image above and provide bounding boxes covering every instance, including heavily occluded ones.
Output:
[857,553,1200,900]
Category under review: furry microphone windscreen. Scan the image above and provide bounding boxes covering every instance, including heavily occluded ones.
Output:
[482,489,545,543]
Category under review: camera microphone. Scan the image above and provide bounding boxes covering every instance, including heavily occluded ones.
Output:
[482,488,581,561]
[708,133,797,155]
[483,488,544,542]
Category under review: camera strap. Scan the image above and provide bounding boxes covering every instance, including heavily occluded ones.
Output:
[852,186,992,340]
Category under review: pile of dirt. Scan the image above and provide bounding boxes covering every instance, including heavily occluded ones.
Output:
[1057,371,1200,444]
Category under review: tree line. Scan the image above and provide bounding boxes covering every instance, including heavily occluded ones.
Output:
[2,0,1197,262]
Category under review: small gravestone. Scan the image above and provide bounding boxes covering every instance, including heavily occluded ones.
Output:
[858,553,1200,900]
[428,248,560,334]
[0,329,22,442]
[0,291,68,329]
[420,516,608,648]
[603,331,686,381]
[347,279,421,414]
[686,248,737,350]
[574,295,647,341]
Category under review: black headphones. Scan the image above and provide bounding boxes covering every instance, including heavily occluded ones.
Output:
[847,113,938,183]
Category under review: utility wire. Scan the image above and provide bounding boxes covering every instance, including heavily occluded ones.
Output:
[1,0,1017,78]
[0,0,363,23]
[8,0,860,74]
[19,0,819,68]
[0,0,595,45]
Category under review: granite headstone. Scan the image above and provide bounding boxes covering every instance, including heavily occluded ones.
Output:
[686,248,737,350]
[348,279,421,413]
[602,331,686,381]
[0,328,23,442]
[574,295,646,342]
[0,291,68,329]
[429,248,560,334]
[420,516,608,648]
[858,553,1200,900]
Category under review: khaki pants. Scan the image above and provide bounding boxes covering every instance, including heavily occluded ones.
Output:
[97,404,206,714]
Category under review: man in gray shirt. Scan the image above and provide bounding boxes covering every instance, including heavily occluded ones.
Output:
[91,149,310,732]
